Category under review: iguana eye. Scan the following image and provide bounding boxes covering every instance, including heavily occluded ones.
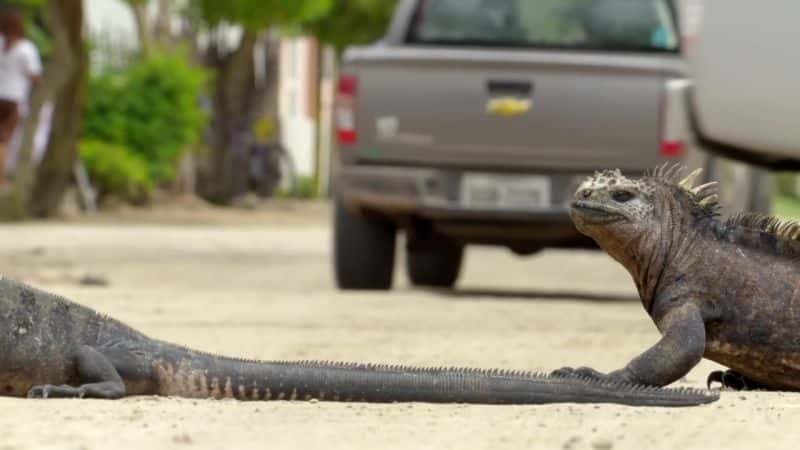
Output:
[612,190,635,203]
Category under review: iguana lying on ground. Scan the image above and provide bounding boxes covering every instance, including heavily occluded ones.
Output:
[555,164,797,391]
[0,276,715,406]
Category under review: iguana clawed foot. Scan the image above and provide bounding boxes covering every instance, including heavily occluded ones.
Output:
[27,380,126,399]
[551,366,633,384]
[706,370,769,391]
[28,384,88,399]
[25,346,128,399]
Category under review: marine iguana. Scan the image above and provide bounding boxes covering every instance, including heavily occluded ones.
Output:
[0,276,715,406]
[554,164,797,391]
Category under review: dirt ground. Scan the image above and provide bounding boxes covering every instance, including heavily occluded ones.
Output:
[0,200,798,450]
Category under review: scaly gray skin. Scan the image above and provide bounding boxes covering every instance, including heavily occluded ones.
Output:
[0,276,716,405]
[555,165,800,391]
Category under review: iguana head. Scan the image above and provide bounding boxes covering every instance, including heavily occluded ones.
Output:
[570,165,719,253]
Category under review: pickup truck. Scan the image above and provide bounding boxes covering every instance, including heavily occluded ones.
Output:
[333,0,764,291]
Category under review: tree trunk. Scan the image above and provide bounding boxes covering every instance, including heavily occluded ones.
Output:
[203,30,283,203]
[0,77,49,220]
[206,30,256,202]
[0,0,86,219]
[259,35,281,144]
[131,1,152,58]
[153,0,174,48]
[29,0,88,217]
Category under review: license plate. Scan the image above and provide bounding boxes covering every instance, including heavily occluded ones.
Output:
[460,174,551,210]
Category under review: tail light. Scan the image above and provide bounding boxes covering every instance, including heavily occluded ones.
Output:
[336,74,358,145]
[660,140,685,157]
[659,79,689,158]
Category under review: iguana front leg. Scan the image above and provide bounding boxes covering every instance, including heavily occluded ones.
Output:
[27,346,126,399]
[553,303,706,387]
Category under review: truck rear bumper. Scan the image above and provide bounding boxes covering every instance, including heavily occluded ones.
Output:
[337,165,596,249]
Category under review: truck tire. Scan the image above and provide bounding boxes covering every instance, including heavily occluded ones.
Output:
[334,197,396,290]
[406,240,464,289]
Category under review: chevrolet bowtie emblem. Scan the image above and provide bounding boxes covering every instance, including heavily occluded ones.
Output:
[486,97,532,117]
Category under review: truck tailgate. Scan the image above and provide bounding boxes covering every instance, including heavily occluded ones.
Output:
[347,47,675,172]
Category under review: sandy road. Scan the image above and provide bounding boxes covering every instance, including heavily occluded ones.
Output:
[0,202,797,450]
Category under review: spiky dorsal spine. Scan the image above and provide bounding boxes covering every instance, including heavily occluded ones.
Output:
[649,163,685,184]
[648,163,721,216]
[726,213,800,242]
[642,164,800,257]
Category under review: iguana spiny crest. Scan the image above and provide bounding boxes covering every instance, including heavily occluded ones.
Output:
[575,165,718,220]
[573,164,800,259]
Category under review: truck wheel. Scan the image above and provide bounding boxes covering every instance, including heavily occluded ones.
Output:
[406,240,464,289]
[334,197,396,290]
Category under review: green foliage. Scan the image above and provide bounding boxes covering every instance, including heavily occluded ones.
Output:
[4,0,46,7]
[24,16,51,57]
[79,140,154,203]
[301,0,398,51]
[775,194,800,220]
[293,175,318,199]
[191,0,333,31]
[253,116,276,142]
[776,173,799,198]
[83,51,209,184]
[277,175,317,199]
[190,0,396,50]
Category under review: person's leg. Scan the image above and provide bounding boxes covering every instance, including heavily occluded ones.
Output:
[0,100,20,185]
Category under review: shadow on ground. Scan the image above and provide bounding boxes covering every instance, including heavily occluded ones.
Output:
[434,288,639,303]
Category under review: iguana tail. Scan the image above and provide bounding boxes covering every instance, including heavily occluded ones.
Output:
[156,354,718,407]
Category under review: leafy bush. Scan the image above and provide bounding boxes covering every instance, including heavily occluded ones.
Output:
[293,175,318,199]
[777,173,800,198]
[80,140,153,203]
[277,175,318,199]
[83,51,209,184]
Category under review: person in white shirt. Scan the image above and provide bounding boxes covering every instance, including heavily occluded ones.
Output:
[0,8,41,185]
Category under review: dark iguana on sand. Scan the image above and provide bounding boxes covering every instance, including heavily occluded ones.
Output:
[555,164,800,391]
[0,276,715,406]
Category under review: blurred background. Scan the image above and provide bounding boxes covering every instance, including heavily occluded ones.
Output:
[0,0,396,219]
[0,0,794,219]
[0,0,795,287]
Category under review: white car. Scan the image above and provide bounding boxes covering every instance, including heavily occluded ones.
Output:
[687,0,800,168]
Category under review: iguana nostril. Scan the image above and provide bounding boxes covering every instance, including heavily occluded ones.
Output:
[582,189,592,199]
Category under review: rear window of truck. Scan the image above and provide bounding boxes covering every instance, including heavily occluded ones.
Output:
[407,0,679,53]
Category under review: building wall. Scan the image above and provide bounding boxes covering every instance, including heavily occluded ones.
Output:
[85,0,137,39]
[279,37,320,179]
[85,0,139,69]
